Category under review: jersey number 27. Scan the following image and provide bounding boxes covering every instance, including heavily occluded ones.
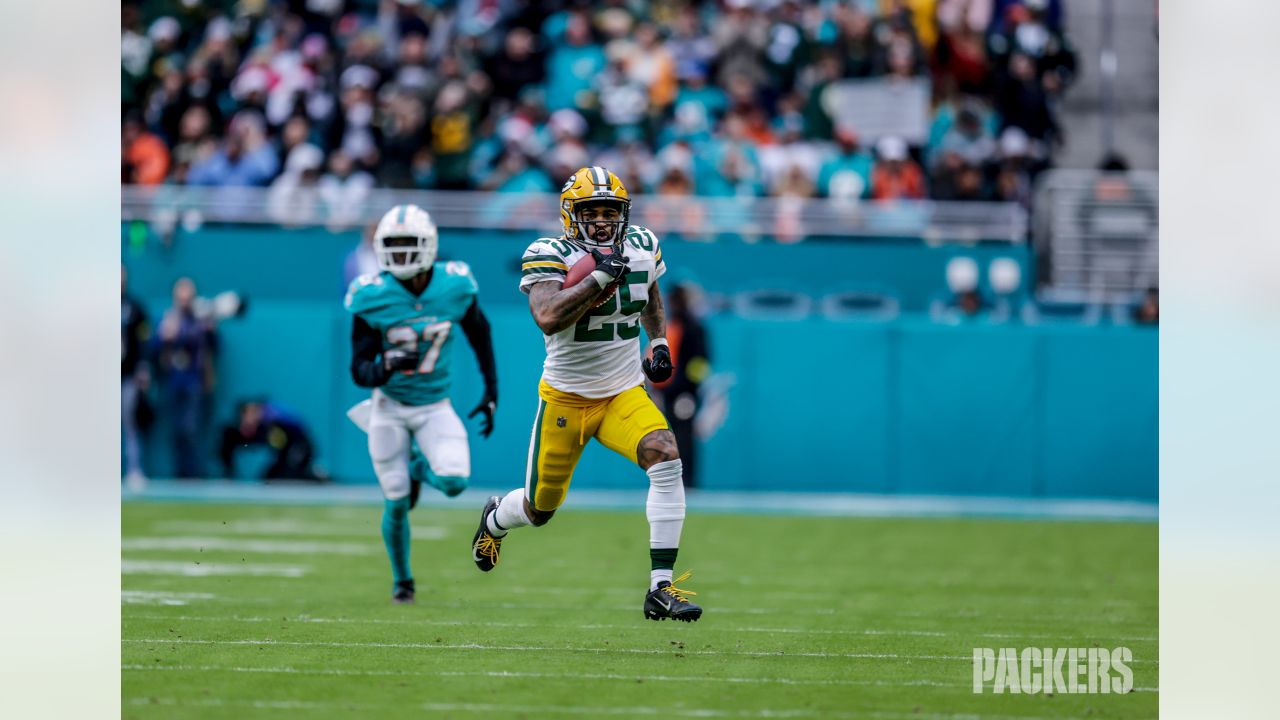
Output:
[386,321,452,374]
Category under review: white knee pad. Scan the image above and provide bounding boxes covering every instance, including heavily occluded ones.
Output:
[369,424,411,501]
[415,403,471,480]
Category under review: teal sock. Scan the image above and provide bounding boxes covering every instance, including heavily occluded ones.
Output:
[410,445,468,498]
[382,497,412,585]
[409,448,430,486]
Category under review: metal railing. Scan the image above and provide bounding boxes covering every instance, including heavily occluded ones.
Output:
[121,185,1028,244]
[1031,169,1158,301]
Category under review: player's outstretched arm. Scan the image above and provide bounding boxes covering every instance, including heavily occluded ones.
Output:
[460,299,498,438]
[349,315,391,388]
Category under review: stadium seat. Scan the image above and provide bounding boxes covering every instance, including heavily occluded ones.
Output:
[1024,296,1105,325]
[731,288,813,320]
[819,289,900,322]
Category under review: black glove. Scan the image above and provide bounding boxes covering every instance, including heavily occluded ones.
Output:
[468,390,497,438]
[384,348,420,373]
[643,343,674,383]
[590,248,629,284]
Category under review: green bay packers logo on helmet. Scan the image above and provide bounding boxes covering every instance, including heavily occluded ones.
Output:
[560,166,631,248]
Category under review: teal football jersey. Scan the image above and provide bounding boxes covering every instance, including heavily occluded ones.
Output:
[344,262,479,406]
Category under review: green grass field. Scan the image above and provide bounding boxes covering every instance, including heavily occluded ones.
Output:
[122,500,1157,719]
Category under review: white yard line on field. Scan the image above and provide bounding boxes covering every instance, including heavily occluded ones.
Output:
[121,663,959,688]
[147,519,448,540]
[124,613,946,637]
[121,664,1162,694]
[122,536,378,555]
[125,695,1148,717]
[121,560,309,577]
[121,637,1156,663]
[121,591,217,606]
[122,613,1158,643]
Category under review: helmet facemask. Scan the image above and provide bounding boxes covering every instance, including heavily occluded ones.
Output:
[376,233,437,279]
[571,198,630,249]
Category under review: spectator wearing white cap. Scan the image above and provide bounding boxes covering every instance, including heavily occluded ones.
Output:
[992,126,1035,210]
[319,150,375,227]
[267,142,325,225]
[871,136,926,201]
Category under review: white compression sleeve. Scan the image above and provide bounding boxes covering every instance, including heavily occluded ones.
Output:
[646,459,685,549]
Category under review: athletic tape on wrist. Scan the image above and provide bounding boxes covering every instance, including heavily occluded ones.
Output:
[590,270,614,289]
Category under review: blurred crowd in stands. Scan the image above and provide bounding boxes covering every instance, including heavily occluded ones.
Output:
[122,0,1077,209]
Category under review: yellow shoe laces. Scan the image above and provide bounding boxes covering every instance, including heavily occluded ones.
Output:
[661,570,697,603]
[475,534,502,565]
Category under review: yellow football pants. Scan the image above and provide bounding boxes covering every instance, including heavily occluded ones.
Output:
[524,380,670,512]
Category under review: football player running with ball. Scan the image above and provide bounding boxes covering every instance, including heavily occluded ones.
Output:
[470,166,701,622]
[346,204,498,604]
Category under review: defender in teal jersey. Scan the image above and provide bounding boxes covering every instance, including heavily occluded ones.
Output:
[344,203,498,604]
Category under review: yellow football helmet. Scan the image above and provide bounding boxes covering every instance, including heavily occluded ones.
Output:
[559,166,631,247]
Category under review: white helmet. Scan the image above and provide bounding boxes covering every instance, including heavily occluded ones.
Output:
[374,204,438,279]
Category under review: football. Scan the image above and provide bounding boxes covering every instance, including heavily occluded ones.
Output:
[564,250,619,308]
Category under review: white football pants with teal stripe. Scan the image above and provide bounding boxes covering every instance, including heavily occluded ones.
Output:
[346,390,471,500]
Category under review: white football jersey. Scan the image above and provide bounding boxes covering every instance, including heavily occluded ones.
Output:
[519,225,667,399]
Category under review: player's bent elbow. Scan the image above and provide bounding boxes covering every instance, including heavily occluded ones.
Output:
[533,311,564,336]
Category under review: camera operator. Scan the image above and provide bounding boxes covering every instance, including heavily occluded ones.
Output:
[153,277,220,479]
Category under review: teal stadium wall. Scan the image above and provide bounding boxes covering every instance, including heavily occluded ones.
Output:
[122,225,1157,500]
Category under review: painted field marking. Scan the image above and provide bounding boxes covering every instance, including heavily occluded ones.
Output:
[121,591,216,606]
[122,613,1158,643]
[122,536,377,555]
[121,663,960,688]
[125,695,1149,718]
[148,519,448,540]
[122,665,1160,696]
[122,596,1155,625]
[121,560,308,578]
[122,637,1156,663]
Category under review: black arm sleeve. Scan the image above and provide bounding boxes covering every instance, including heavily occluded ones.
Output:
[459,299,498,397]
[350,315,390,388]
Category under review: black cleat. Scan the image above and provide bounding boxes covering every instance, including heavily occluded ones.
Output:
[392,579,416,604]
[471,495,504,572]
[644,570,702,622]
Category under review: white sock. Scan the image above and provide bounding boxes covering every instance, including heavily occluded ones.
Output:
[646,459,685,590]
[488,488,532,537]
[650,569,673,590]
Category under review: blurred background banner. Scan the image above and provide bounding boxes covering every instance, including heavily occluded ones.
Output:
[823,77,932,145]
[119,0,1158,501]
